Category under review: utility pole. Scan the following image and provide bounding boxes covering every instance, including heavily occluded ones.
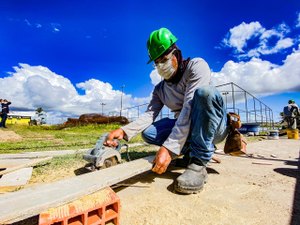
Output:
[120,85,125,117]
[100,102,106,115]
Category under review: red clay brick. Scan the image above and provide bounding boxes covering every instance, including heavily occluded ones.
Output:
[39,187,120,225]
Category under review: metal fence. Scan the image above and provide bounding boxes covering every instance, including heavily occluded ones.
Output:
[216,82,274,129]
[118,82,274,129]
[120,104,175,122]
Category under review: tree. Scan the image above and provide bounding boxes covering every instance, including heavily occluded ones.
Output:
[35,107,47,125]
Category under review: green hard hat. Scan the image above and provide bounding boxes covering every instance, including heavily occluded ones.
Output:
[147,28,178,64]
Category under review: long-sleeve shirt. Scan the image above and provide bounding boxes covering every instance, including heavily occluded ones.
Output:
[284,103,300,117]
[121,58,211,155]
[1,102,11,114]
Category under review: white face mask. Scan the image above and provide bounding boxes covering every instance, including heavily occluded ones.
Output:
[156,57,176,80]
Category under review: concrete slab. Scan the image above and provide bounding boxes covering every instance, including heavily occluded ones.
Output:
[0,168,33,192]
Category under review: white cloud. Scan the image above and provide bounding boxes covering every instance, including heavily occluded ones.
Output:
[222,21,295,58]
[212,44,300,96]
[222,22,264,52]
[24,19,31,26]
[50,23,61,32]
[0,64,149,123]
[0,64,77,110]
[24,19,42,29]
[276,22,291,35]
[273,37,294,50]
[296,12,300,28]
[4,45,300,124]
[257,23,293,55]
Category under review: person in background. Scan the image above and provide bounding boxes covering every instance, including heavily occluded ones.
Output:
[0,99,11,128]
[104,27,229,194]
[283,99,300,129]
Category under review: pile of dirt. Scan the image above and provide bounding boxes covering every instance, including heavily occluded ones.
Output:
[0,130,22,142]
[63,113,129,127]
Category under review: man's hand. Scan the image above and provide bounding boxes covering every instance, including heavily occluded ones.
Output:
[152,146,172,174]
[104,128,125,147]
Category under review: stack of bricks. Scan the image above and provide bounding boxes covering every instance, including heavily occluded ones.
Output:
[38,187,120,225]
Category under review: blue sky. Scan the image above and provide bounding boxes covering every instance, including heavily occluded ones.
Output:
[0,0,299,123]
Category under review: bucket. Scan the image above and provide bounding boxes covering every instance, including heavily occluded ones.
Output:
[287,129,299,140]
[267,130,279,140]
[239,123,260,135]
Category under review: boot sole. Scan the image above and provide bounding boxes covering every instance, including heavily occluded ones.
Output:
[174,184,204,194]
[174,179,208,194]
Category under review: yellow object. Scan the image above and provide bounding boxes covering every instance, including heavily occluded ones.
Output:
[287,129,299,140]
[6,115,31,125]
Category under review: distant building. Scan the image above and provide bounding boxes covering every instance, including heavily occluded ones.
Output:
[6,114,31,125]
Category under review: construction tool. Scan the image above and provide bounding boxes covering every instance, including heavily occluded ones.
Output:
[83,133,124,171]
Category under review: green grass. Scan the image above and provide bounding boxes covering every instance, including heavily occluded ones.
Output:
[1,123,267,187]
[32,154,86,176]
[1,123,266,154]
[30,154,88,184]
[29,145,157,184]
[1,123,143,153]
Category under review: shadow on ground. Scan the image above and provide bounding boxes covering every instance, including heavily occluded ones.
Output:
[274,153,300,225]
[113,162,219,195]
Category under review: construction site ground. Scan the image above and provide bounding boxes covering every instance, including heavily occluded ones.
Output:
[116,138,299,225]
[1,134,299,225]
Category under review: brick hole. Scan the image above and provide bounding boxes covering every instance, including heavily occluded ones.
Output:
[105,218,117,225]
[52,222,63,225]
[105,202,118,222]
[68,214,84,225]
[87,208,103,224]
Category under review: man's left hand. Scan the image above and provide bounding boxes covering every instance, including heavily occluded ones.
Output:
[152,146,172,174]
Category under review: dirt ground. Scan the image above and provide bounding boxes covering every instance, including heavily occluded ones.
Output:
[115,138,300,225]
[0,130,22,142]
[1,131,299,225]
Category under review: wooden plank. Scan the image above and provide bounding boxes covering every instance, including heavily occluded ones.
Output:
[0,155,154,224]
[0,149,88,159]
[0,168,33,193]
[0,157,52,176]
[0,159,33,168]
[0,143,144,160]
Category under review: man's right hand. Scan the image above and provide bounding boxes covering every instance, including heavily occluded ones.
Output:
[152,146,172,174]
[104,128,125,147]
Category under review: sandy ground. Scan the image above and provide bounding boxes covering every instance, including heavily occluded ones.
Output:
[115,138,300,225]
[0,130,22,142]
[1,130,299,225]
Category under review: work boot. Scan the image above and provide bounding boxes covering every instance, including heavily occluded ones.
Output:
[175,158,208,194]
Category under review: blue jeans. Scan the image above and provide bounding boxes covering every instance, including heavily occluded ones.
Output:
[141,86,228,164]
[0,113,8,127]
